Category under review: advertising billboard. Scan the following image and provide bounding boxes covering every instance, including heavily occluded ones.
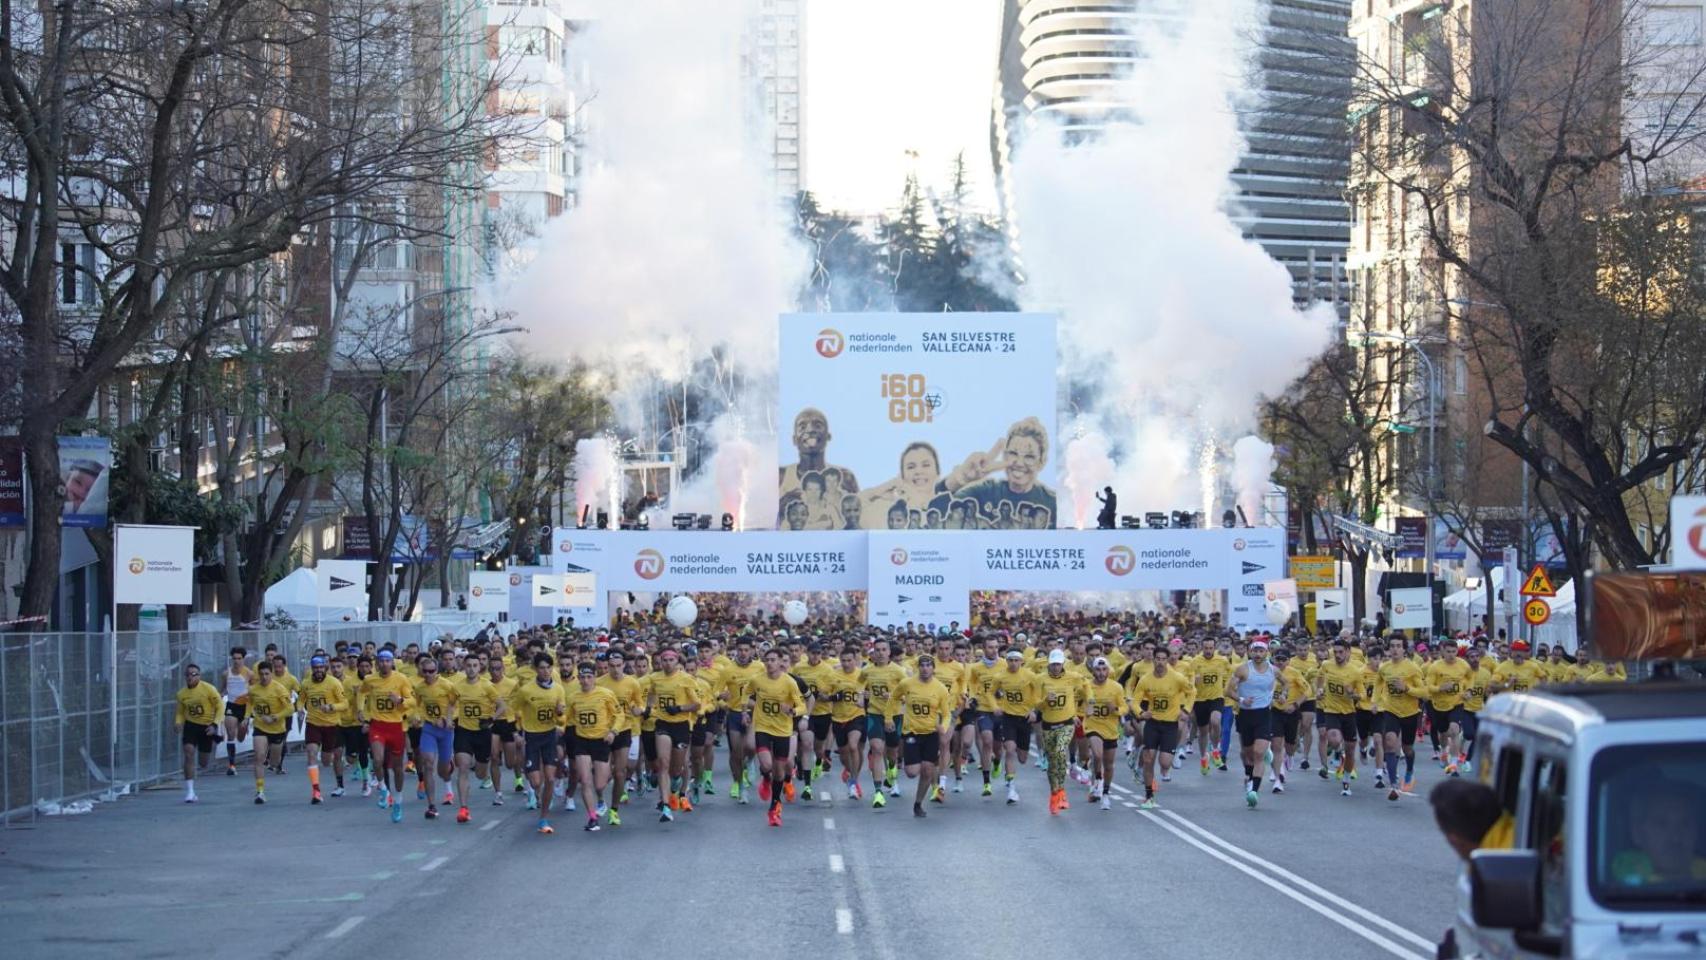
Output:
[777,313,1059,532]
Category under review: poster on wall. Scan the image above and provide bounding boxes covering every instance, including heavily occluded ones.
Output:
[1394,517,1426,559]
[777,313,1059,531]
[58,435,110,527]
[1388,586,1434,630]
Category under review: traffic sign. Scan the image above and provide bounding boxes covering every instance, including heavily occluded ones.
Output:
[1523,598,1551,626]
[1519,564,1557,598]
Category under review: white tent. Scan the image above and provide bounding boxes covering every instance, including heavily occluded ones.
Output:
[263,567,359,623]
[1444,567,1509,631]
[1532,579,1579,653]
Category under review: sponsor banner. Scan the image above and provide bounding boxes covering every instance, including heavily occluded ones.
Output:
[1288,555,1336,590]
[592,531,866,592]
[866,531,971,630]
[1670,495,1706,570]
[531,573,563,605]
[563,572,598,609]
[113,524,195,605]
[507,566,558,627]
[778,313,1060,531]
[58,436,110,527]
[1388,586,1434,630]
[551,528,608,624]
[315,559,369,611]
[1481,519,1523,555]
[467,571,510,612]
[1394,517,1427,559]
[1434,519,1467,561]
[0,436,23,527]
[1315,589,1348,621]
[1225,528,1288,633]
[1264,578,1299,606]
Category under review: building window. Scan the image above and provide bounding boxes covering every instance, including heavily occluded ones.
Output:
[1454,354,1468,395]
[1644,5,1704,46]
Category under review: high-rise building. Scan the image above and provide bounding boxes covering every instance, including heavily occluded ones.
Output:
[742,0,805,200]
[991,0,1354,303]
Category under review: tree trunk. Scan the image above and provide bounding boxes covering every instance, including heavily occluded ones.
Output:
[16,421,63,630]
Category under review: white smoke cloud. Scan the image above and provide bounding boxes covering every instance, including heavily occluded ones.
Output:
[497,0,805,524]
[1011,0,1334,516]
[1230,434,1276,526]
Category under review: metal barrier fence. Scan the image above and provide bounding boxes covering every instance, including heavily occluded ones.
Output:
[2,621,476,824]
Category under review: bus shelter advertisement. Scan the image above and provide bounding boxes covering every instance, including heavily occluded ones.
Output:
[777,313,1059,532]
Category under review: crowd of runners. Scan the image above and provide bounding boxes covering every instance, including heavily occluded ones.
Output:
[174,609,1628,835]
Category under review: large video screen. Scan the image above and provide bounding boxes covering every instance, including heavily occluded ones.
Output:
[777,314,1059,531]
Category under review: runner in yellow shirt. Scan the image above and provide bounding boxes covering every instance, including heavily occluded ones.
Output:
[1315,639,1365,796]
[1495,640,1550,693]
[646,647,704,819]
[746,647,807,828]
[1133,648,1195,809]
[175,663,223,804]
[412,657,459,819]
[1375,640,1428,800]
[1080,657,1130,810]
[1036,650,1082,815]
[858,642,908,806]
[565,662,619,832]
[246,660,294,805]
[1424,643,1474,776]
[300,656,348,805]
[717,638,764,803]
[895,654,955,819]
[487,657,522,801]
[990,649,1040,805]
[597,650,645,815]
[449,656,500,824]
[1190,646,1231,774]
[508,653,568,834]
[817,646,867,801]
[964,637,1005,797]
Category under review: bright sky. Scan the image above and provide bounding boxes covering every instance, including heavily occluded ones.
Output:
[804,0,1003,216]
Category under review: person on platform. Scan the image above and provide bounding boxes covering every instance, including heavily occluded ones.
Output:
[1096,486,1117,529]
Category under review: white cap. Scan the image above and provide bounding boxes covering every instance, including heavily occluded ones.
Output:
[1015,632,1028,644]
[1250,639,1269,650]
[1092,657,1110,669]
[1047,650,1067,665]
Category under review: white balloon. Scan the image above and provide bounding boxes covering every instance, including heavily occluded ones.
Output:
[1265,599,1293,626]
[666,595,698,628]
[782,599,808,626]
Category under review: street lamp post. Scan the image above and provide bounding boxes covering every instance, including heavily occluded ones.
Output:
[1359,331,1440,590]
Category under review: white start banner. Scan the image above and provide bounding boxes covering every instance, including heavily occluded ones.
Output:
[1388,586,1434,630]
[113,524,196,605]
[777,313,1060,532]
[467,571,511,612]
[552,528,610,624]
[866,531,971,630]
[596,530,867,592]
[315,559,369,612]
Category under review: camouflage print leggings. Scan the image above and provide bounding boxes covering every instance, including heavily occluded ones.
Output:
[1043,724,1072,792]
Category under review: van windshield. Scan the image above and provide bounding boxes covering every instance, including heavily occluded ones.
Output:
[1590,742,1706,911]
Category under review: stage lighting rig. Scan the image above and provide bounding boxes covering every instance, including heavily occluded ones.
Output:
[1144,512,1168,529]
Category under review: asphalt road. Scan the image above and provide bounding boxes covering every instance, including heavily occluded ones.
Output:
[0,742,1461,960]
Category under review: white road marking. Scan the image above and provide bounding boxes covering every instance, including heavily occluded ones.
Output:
[822,817,835,830]
[1158,810,1438,952]
[419,856,449,873]
[325,916,365,940]
[480,819,501,831]
[835,908,854,934]
[1139,811,1431,960]
[829,854,845,873]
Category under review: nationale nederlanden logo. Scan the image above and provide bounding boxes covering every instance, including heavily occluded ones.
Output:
[815,328,845,358]
[127,557,145,575]
[1105,545,1135,576]
[1688,504,1706,561]
[890,548,909,566]
[508,573,522,587]
[471,585,486,598]
[635,549,665,580]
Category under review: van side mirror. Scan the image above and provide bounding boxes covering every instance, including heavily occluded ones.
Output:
[1469,850,1543,930]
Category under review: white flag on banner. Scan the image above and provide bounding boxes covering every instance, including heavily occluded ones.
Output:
[1388,586,1433,630]
[114,524,196,605]
[316,559,369,611]
[468,571,510,612]
[532,574,565,605]
[1315,590,1348,620]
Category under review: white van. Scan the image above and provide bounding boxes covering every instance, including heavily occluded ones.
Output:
[1452,682,1706,959]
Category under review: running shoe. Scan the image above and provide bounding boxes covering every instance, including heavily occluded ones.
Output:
[493,793,504,807]
[1401,778,1416,795]
[913,804,926,819]
[981,782,992,797]
[1340,784,1352,798]
[566,797,577,812]
[585,817,601,832]
[331,787,345,798]
[872,790,887,809]
[658,804,674,823]
[362,781,373,798]
[311,789,322,805]
[607,807,622,827]
[514,775,525,793]
[1444,763,1459,777]
[758,778,772,803]
[227,763,237,777]
[1139,798,1158,810]
[886,782,901,798]
[1048,790,1061,816]
[1057,790,1070,811]
[678,795,695,814]
[1161,772,1172,783]
[1100,795,1112,811]
[1374,773,1386,789]
[525,794,538,811]
[1272,781,1285,794]
[852,782,864,800]
[1201,758,1210,776]
[457,806,471,823]
[1245,789,1258,809]
[1388,787,1401,802]
[416,785,427,800]
[930,786,944,804]
[184,793,198,804]
[391,800,404,823]
[801,785,812,802]
[1300,759,1311,770]
[1006,783,1019,805]
[1318,768,1330,780]
[443,788,454,805]
[952,779,963,794]
[425,805,438,820]
[730,780,742,799]
[254,791,266,805]
[377,786,391,810]
[768,806,782,827]
[480,778,492,790]
[537,819,553,835]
